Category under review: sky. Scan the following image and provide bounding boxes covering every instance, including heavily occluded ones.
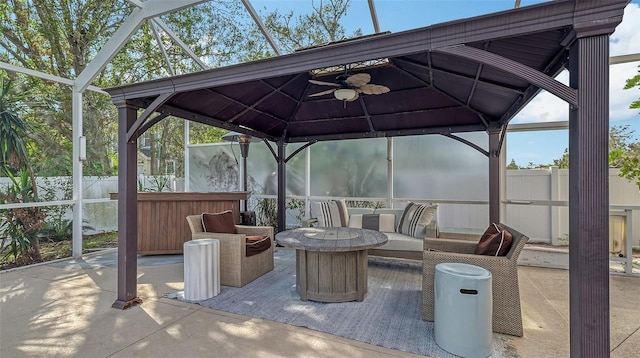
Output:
[253,0,640,167]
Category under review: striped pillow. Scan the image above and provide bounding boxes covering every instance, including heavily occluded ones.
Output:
[311,199,349,227]
[397,202,437,238]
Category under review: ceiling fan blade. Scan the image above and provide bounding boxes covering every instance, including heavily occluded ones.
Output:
[358,84,390,95]
[308,88,337,97]
[346,92,360,102]
[309,79,340,87]
[345,73,371,87]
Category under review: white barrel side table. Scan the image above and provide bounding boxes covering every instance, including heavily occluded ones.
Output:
[183,239,220,301]
[434,262,493,358]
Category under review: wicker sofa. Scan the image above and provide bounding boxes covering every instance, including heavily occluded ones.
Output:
[304,204,439,261]
[421,223,529,336]
[186,215,274,287]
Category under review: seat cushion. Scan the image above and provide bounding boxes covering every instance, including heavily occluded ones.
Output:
[397,202,437,238]
[245,235,271,256]
[349,213,396,232]
[311,199,349,227]
[475,223,513,256]
[375,232,423,251]
[202,210,236,234]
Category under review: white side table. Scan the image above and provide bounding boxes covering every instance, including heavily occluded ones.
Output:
[434,262,493,358]
[183,239,220,301]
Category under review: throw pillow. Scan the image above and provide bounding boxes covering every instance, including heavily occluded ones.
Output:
[348,214,396,232]
[475,223,513,256]
[245,235,271,257]
[201,210,236,234]
[311,199,349,227]
[397,202,437,238]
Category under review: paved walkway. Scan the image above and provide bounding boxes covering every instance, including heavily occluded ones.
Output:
[1,248,638,357]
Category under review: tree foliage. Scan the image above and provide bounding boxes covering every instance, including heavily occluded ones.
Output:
[609,125,640,189]
[553,148,569,169]
[0,78,43,261]
[260,0,361,53]
[506,159,520,170]
[624,64,640,111]
[0,0,361,177]
[545,125,639,188]
[0,77,30,169]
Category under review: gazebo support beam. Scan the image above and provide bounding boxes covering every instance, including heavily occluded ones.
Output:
[488,126,502,224]
[568,32,611,357]
[113,102,141,309]
[277,142,287,233]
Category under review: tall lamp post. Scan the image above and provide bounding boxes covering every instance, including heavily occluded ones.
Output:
[222,132,260,215]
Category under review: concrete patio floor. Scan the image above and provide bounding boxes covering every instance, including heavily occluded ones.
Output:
[1,248,638,358]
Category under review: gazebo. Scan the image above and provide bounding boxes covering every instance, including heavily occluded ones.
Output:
[105,1,629,356]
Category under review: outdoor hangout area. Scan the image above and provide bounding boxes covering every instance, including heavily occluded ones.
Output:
[2,1,640,357]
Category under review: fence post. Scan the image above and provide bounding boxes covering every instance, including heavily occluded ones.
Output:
[550,166,561,245]
[625,209,634,274]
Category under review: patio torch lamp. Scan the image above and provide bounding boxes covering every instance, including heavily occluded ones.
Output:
[222,131,259,212]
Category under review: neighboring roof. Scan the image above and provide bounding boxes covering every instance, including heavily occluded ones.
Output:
[105,0,628,144]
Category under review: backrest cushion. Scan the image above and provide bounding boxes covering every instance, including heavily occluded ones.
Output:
[346,207,375,216]
[374,208,406,230]
[397,202,437,238]
[348,214,396,232]
[475,223,513,256]
[311,199,349,227]
[202,210,236,234]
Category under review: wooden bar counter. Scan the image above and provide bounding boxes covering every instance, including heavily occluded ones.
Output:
[110,192,248,255]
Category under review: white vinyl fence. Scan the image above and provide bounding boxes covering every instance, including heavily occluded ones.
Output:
[1,169,638,249]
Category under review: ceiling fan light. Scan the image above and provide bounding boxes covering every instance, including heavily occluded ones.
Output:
[334,88,357,101]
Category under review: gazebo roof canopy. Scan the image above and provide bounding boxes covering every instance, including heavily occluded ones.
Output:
[106,0,627,144]
[108,3,630,354]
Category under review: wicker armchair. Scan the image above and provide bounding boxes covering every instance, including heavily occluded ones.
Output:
[186,215,274,287]
[422,223,529,336]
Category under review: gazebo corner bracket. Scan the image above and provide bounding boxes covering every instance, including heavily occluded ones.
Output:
[441,133,489,157]
[285,141,316,163]
[126,92,174,142]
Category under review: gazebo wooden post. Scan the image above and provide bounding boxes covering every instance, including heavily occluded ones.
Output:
[112,101,141,309]
[488,126,502,225]
[568,23,615,357]
[277,141,287,233]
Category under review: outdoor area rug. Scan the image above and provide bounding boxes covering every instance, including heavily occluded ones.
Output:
[168,248,513,357]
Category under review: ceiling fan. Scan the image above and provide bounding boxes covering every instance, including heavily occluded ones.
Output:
[308,72,390,102]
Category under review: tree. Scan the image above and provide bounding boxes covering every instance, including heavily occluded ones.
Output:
[624,64,640,111]
[618,67,640,189]
[259,0,362,54]
[506,159,520,170]
[0,0,252,176]
[0,0,135,175]
[548,125,640,189]
[609,125,640,189]
[553,148,569,169]
[0,0,363,178]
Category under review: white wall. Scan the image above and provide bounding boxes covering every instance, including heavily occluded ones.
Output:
[1,170,637,247]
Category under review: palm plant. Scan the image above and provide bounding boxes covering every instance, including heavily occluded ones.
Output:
[0,77,42,260]
[0,169,46,261]
[0,78,30,169]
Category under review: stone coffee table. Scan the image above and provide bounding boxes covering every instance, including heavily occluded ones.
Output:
[275,227,388,303]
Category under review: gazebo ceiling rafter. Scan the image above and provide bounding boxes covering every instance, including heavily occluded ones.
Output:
[434,45,578,106]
